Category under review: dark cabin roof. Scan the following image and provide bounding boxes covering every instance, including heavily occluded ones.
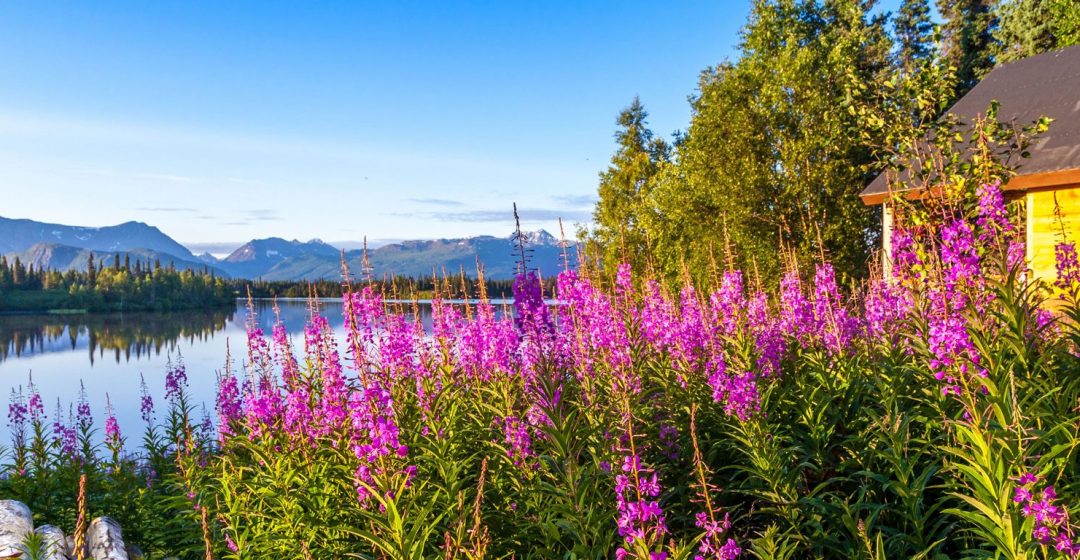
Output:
[861,45,1080,205]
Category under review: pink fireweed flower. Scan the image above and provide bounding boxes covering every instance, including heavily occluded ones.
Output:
[378,314,423,382]
[557,269,632,384]
[25,377,44,423]
[271,322,300,388]
[500,415,534,468]
[305,315,349,434]
[863,278,911,342]
[7,387,28,445]
[674,285,709,367]
[242,380,282,440]
[139,374,154,424]
[975,180,1011,242]
[458,301,519,382]
[164,359,188,402]
[104,394,121,447]
[694,511,741,560]
[1013,472,1079,556]
[747,291,785,377]
[246,325,275,383]
[52,401,77,459]
[76,381,92,431]
[514,270,559,389]
[430,297,462,349]
[282,386,314,447]
[343,285,385,354]
[614,450,668,557]
[513,270,553,337]
[891,227,922,282]
[710,270,746,337]
[215,372,242,440]
[349,381,408,504]
[813,263,859,354]
[1007,239,1027,273]
[1056,241,1080,291]
[708,360,760,421]
[780,270,813,345]
[639,280,678,352]
[941,219,981,285]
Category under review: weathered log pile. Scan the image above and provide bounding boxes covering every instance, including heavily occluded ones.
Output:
[0,500,142,560]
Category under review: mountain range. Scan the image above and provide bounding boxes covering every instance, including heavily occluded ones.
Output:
[0,216,575,281]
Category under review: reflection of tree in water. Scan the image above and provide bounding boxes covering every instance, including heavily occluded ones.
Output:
[0,307,236,365]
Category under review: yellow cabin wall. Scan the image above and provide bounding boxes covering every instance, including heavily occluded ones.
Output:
[1026,184,1080,284]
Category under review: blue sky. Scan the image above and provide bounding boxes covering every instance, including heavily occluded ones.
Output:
[0,1,903,253]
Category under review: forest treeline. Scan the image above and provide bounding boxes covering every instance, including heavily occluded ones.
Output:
[585,0,1080,286]
[0,253,232,313]
[0,252,548,313]
[241,275,540,300]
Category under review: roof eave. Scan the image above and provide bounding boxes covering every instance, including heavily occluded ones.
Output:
[860,167,1080,206]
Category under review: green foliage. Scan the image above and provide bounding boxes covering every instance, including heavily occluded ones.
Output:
[0,254,232,313]
[589,0,892,287]
[937,0,998,95]
[995,0,1080,64]
[588,97,673,276]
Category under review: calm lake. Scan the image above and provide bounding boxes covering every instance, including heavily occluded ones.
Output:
[0,298,512,443]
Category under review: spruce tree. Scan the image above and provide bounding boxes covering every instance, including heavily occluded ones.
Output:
[938,0,998,97]
[894,0,935,71]
[590,96,671,273]
[994,0,1080,63]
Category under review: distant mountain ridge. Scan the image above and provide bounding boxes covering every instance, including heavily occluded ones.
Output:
[8,243,227,277]
[0,216,576,282]
[0,216,196,259]
[217,230,573,281]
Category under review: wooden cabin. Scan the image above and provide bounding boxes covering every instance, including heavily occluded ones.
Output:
[860,46,1080,284]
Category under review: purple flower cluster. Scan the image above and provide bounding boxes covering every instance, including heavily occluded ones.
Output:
[164,359,188,402]
[7,387,27,444]
[976,181,1012,242]
[139,374,155,424]
[500,415,534,468]
[51,402,77,458]
[694,512,740,560]
[614,452,668,559]
[1014,473,1079,557]
[76,382,93,431]
[104,394,121,447]
[1056,242,1080,291]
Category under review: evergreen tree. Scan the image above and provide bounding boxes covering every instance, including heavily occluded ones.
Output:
[589,96,671,273]
[12,257,25,287]
[643,0,891,284]
[994,0,1080,63]
[894,0,935,71]
[87,253,97,287]
[938,0,998,96]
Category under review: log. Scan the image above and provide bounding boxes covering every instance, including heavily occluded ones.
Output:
[87,517,127,560]
[0,500,32,558]
[34,525,68,560]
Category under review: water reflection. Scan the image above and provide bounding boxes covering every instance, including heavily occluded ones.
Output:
[0,298,516,443]
[0,309,235,365]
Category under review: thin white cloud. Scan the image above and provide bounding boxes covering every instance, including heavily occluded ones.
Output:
[0,110,587,179]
